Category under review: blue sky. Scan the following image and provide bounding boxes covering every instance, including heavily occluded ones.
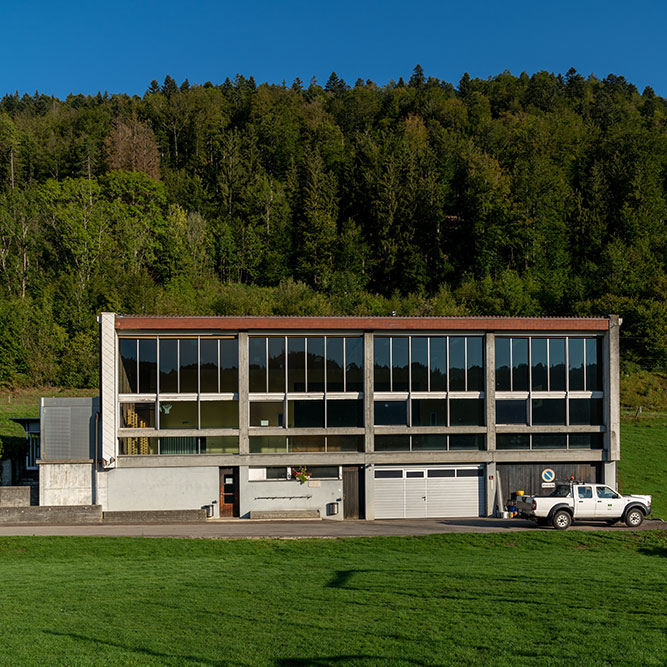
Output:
[2,1,665,98]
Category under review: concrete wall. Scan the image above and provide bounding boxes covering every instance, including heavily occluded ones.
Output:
[0,505,101,524]
[105,466,219,514]
[0,486,30,507]
[239,471,343,520]
[40,462,94,506]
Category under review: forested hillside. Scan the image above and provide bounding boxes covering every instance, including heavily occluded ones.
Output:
[1,67,666,388]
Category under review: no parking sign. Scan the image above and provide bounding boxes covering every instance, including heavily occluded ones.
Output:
[541,468,555,487]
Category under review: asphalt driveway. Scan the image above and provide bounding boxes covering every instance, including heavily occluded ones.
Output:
[0,517,663,539]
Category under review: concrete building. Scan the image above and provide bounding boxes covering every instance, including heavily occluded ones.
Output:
[38,313,620,520]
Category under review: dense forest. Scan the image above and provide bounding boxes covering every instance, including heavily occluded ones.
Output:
[0,66,666,389]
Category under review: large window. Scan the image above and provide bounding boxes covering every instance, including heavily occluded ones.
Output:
[375,434,485,452]
[374,336,483,392]
[495,336,601,393]
[250,336,363,393]
[496,433,603,450]
[119,336,238,395]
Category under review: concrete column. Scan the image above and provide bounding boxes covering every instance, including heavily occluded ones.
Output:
[485,461,496,517]
[604,461,617,488]
[238,465,250,518]
[238,332,249,455]
[99,312,117,465]
[364,463,375,520]
[605,316,621,461]
[364,332,374,455]
[485,333,496,451]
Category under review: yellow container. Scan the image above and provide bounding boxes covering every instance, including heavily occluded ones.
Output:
[516,490,524,496]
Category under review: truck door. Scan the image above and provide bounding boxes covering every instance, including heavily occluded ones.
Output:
[574,485,596,518]
[594,486,625,518]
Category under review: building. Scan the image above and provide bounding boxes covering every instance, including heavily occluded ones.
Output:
[38,313,620,520]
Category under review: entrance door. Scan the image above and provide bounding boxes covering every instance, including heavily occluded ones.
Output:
[343,466,364,519]
[219,467,239,517]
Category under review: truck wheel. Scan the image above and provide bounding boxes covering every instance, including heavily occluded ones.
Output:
[625,508,644,528]
[552,510,572,530]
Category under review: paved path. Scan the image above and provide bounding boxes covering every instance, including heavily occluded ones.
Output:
[0,518,664,539]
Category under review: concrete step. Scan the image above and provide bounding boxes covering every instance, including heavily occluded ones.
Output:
[0,505,102,525]
[103,509,207,524]
[249,509,321,520]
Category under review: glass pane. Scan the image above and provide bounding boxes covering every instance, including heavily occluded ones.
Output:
[428,469,455,477]
[119,437,157,455]
[268,337,285,393]
[160,437,198,454]
[265,466,288,479]
[411,337,428,391]
[392,337,409,392]
[532,434,567,449]
[179,339,198,393]
[326,337,344,392]
[496,434,530,450]
[200,339,219,393]
[496,400,527,425]
[307,337,325,392]
[159,339,178,393]
[374,435,410,451]
[375,469,402,478]
[531,338,548,391]
[249,402,284,427]
[249,338,267,393]
[288,337,306,392]
[457,468,483,476]
[249,436,286,453]
[374,337,390,392]
[406,471,424,478]
[345,337,364,392]
[200,401,239,428]
[201,436,238,453]
[119,339,137,393]
[569,433,603,450]
[374,401,407,426]
[450,435,485,450]
[512,338,529,391]
[412,434,447,450]
[586,338,601,391]
[411,399,447,426]
[569,398,603,425]
[495,338,510,391]
[467,337,484,391]
[288,400,325,428]
[449,399,484,426]
[159,401,198,429]
[532,399,566,425]
[138,339,157,393]
[429,337,447,391]
[326,435,364,452]
[305,466,340,479]
[327,400,364,427]
[449,337,465,391]
[220,339,238,393]
[288,436,325,452]
[549,338,566,391]
[568,338,585,391]
[120,403,155,428]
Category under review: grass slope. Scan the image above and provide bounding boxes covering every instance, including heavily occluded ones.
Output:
[0,532,665,666]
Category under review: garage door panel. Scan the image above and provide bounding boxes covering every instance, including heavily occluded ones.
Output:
[374,466,485,519]
[374,478,404,519]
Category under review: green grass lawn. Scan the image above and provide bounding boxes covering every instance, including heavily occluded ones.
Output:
[0,532,666,666]
[620,412,667,519]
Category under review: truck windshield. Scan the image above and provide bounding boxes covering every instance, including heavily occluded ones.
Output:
[549,485,571,498]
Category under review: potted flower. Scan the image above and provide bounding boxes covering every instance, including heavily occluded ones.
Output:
[291,466,312,484]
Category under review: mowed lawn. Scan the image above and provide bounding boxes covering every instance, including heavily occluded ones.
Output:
[0,532,665,666]
[619,416,667,518]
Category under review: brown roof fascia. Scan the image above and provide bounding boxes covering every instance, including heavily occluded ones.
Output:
[115,315,611,332]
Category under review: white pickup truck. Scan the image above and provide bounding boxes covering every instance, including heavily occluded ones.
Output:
[515,482,651,529]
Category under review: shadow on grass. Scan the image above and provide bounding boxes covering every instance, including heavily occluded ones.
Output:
[639,546,667,557]
[43,630,233,666]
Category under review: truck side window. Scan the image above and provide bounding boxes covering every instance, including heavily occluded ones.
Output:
[596,487,619,499]
[578,487,592,499]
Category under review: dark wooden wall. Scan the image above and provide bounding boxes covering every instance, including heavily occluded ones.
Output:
[497,462,601,503]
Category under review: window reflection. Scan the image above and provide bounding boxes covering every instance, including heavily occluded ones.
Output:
[268,337,285,393]
[159,339,178,393]
[138,339,157,393]
[288,338,306,392]
[249,338,267,393]
[449,337,466,391]
[179,339,198,393]
[326,337,344,392]
[392,338,409,392]
[307,337,325,392]
[345,337,364,392]
[411,337,428,391]
[429,337,447,391]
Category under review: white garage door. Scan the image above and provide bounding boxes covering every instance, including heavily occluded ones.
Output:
[374,465,485,519]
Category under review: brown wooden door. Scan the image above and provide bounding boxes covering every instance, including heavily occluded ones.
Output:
[343,466,364,519]
[219,467,239,517]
